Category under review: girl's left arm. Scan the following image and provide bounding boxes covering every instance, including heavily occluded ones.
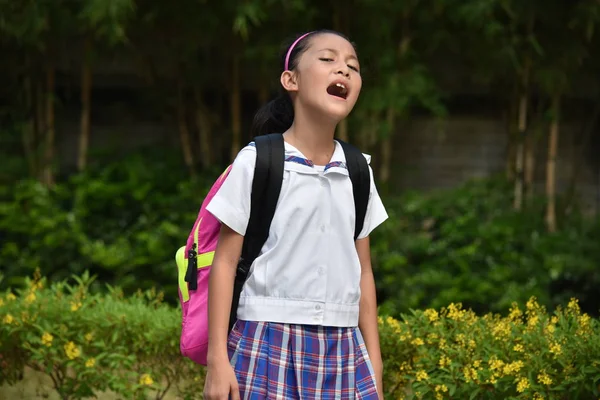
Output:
[356,236,384,399]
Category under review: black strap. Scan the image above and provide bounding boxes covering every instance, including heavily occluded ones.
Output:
[229,133,284,330]
[338,140,371,240]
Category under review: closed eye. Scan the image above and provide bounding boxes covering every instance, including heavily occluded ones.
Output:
[320,57,360,73]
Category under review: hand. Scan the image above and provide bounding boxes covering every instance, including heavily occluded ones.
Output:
[203,357,240,400]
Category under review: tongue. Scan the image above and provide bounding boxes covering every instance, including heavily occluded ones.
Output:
[327,84,346,99]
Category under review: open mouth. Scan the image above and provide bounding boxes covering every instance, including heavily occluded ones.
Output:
[327,82,348,99]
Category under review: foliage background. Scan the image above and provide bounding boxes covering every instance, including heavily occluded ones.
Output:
[2,0,600,398]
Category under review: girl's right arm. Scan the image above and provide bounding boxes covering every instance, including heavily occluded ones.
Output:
[203,224,244,400]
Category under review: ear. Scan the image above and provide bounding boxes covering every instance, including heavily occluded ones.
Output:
[280,70,298,93]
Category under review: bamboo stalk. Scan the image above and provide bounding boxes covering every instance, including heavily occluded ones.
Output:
[545,94,560,232]
[78,38,92,172]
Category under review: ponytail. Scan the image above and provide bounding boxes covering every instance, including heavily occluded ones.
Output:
[249,93,294,138]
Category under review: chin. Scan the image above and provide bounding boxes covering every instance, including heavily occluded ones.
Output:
[323,100,354,121]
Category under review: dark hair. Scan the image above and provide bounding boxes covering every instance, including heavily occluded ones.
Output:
[249,29,354,138]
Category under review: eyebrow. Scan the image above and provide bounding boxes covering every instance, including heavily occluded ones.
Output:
[318,48,359,62]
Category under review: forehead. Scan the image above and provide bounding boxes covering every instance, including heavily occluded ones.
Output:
[306,33,357,58]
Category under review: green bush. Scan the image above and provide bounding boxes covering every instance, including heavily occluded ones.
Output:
[379,300,600,399]
[0,152,219,296]
[2,154,600,317]
[0,271,204,400]
[1,273,599,399]
[372,177,600,317]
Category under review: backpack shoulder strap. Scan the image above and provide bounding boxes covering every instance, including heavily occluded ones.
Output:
[338,139,371,240]
[240,133,285,263]
[230,133,284,330]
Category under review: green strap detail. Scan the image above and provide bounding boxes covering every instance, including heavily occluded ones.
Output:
[175,246,189,302]
[197,251,215,268]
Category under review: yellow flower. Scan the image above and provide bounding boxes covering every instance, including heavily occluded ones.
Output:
[549,342,562,356]
[411,338,424,346]
[85,332,94,343]
[503,361,524,376]
[6,293,16,301]
[435,385,448,393]
[463,366,478,383]
[491,320,511,339]
[526,297,540,311]
[377,316,383,325]
[439,355,451,368]
[25,292,36,304]
[527,314,539,328]
[3,314,14,324]
[384,316,402,334]
[70,302,82,312]
[509,303,523,320]
[41,332,53,346]
[415,370,429,382]
[85,358,96,368]
[567,298,580,314]
[516,377,530,393]
[513,344,524,352]
[439,338,447,350]
[64,341,81,360]
[488,357,505,372]
[139,373,154,386]
[473,360,482,368]
[424,309,439,322]
[537,371,553,386]
[447,303,466,321]
[434,384,448,400]
[0,298,4,307]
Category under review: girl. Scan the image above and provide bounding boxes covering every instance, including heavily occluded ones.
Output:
[204,30,388,400]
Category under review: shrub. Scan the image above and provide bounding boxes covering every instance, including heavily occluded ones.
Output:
[0,271,204,400]
[1,272,599,399]
[372,177,600,317]
[379,300,600,399]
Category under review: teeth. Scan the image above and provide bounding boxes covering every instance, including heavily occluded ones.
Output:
[336,83,346,89]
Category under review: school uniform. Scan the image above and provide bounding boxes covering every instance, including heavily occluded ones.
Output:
[206,139,388,399]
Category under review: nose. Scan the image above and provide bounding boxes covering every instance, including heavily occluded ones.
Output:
[336,64,350,78]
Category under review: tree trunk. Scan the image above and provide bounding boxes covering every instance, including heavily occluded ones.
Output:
[42,65,55,187]
[78,39,92,172]
[22,68,37,177]
[505,87,518,180]
[513,56,530,210]
[194,87,213,169]
[230,56,242,160]
[524,100,544,200]
[35,76,45,181]
[379,107,395,184]
[545,94,560,233]
[177,80,195,177]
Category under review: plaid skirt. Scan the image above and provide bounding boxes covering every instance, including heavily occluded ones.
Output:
[227,320,380,400]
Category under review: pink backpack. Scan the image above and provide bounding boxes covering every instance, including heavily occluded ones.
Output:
[174,134,285,365]
[175,134,371,365]
[175,166,232,365]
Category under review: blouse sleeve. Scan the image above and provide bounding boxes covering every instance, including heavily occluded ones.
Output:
[205,145,256,236]
[357,157,389,239]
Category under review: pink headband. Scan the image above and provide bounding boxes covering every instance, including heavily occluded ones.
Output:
[284,32,314,71]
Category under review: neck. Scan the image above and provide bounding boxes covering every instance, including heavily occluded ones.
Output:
[283,106,339,163]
